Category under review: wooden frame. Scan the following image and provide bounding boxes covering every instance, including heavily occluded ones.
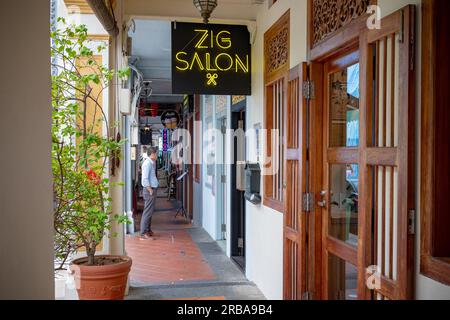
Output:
[420,0,450,286]
[263,11,290,213]
[263,75,288,213]
[283,63,307,299]
[268,0,278,9]
[358,6,416,300]
[320,48,360,300]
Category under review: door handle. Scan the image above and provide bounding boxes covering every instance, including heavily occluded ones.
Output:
[318,190,327,208]
[317,200,327,207]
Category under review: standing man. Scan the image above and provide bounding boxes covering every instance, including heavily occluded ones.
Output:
[141,146,159,239]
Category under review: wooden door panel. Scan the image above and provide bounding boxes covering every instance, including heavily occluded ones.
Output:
[283,63,307,300]
[358,5,415,300]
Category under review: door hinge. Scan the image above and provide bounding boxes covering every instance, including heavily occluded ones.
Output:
[303,193,313,212]
[221,224,227,232]
[238,237,244,248]
[303,81,315,99]
[408,210,415,235]
[221,175,226,183]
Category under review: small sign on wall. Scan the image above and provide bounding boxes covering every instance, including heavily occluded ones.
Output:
[172,22,251,95]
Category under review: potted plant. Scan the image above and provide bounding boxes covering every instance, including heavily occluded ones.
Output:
[51,19,131,300]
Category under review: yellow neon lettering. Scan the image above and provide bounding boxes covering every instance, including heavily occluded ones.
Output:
[216,31,231,49]
[215,53,233,71]
[194,29,209,49]
[235,54,249,73]
[175,52,189,71]
[189,52,205,71]
[205,53,217,71]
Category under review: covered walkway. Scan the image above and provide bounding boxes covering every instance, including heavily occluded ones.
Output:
[125,199,265,300]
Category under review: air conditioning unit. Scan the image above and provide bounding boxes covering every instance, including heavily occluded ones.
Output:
[120,88,131,115]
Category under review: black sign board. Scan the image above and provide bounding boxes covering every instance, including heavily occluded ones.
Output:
[172,22,251,96]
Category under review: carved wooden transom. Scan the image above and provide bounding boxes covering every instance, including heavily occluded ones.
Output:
[264,11,290,83]
[266,27,289,75]
[312,0,371,46]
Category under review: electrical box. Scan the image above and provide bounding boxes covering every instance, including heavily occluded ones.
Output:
[244,163,261,205]
[120,88,131,115]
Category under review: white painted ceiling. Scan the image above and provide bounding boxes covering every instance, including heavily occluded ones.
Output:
[127,0,263,100]
[129,19,172,95]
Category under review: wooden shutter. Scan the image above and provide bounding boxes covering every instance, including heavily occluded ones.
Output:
[358,5,415,300]
[283,63,307,299]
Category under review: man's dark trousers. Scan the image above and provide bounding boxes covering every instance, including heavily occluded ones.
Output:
[141,188,157,235]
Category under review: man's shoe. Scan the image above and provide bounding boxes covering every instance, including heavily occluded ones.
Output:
[140,234,153,240]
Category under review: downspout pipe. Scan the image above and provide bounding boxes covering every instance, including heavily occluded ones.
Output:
[86,0,119,37]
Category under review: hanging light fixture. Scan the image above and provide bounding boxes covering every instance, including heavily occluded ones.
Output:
[193,0,218,24]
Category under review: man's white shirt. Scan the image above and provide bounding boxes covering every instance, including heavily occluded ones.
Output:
[141,157,159,188]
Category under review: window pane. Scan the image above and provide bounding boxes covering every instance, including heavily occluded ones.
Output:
[329,63,360,147]
[328,253,358,300]
[329,164,359,247]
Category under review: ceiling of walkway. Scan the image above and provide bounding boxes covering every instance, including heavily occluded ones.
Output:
[127,0,262,104]
[125,0,261,21]
[129,19,173,97]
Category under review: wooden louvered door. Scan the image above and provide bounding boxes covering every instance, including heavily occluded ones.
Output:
[283,6,415,301]
[283,63,308,299]
[358,5,416,300]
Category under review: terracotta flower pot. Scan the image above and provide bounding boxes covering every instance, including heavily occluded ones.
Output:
[70,255,132,300]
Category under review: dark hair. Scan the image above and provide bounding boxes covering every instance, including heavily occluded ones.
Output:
[147,146,158,156]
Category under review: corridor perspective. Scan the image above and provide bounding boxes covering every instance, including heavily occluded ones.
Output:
[1,0,450,303]
[125,198,264,300]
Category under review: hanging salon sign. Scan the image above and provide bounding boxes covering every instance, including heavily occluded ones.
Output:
[172,22,251,95]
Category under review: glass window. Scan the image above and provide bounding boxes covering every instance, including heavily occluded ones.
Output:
[328,254,358,300]
[329,63,360,147]
[329,164,359,247]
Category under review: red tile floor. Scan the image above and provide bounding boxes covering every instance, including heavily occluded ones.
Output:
[125,198,216,286]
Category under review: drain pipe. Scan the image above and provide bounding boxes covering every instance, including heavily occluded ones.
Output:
[86,0,119,37]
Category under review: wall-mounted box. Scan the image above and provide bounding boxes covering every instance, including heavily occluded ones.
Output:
[245,163,261,205]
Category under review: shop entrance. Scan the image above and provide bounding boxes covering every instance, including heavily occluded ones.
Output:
[230,103,246,271]
[283,6,416,300]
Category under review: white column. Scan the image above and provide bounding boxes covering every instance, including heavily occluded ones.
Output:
[0,0,54,299]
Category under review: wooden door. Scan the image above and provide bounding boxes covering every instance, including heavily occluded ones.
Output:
[320,49,360,300]
[284,6,415,300]
[283,63,307,299]
[358,5,416,300]
[283,61,323,300]
[317,6,415,300]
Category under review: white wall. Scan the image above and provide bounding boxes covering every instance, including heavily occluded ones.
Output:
[0,0,54,299]
[246,0,308,300]
[246,0,450,300]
